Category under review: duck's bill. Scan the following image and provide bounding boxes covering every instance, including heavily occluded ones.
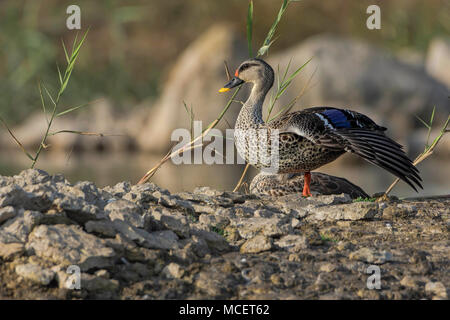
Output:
[218,77,244,93]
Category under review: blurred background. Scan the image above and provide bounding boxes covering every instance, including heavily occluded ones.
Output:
[0,0,449,197]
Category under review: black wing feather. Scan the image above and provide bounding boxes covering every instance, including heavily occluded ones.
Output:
[336,129,422,191]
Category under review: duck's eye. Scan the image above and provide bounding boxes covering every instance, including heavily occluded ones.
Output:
[238,62,259,74]
[239,64,250,73]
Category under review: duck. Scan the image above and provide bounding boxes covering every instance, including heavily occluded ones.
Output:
[250,172,369,199]
[219,58,422,196]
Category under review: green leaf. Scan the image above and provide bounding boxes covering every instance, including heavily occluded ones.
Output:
[257,0,296,57]
[257,38,276,57]
[430,106,435,126]
[415,115,431,129]
[56,64,63,85]
[56,100,98,117]
[61,40,70,64]
[0,116,34,161]
[37,82,48,124]
[41,84,56,107]
[247,0,254,57]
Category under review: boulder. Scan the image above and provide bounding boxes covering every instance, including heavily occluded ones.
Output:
[136,23,249,152]
[426,37,450,88]
[26,224,117,271]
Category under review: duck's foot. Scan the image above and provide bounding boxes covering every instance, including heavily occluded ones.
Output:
[302,172,312,197]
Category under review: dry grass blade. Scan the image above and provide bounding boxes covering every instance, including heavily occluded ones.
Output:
[137,87,242,184]
[56,98,103,117]
[48,130,124,137]
[0,116,34,161]
[233,163,250,192]
[382,112,449,197]
[224,61,231,81]
[137,143,204,184]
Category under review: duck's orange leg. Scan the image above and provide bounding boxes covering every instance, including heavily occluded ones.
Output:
[302,172,312,197]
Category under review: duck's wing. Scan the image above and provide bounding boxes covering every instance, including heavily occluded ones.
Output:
[269,107,423,191]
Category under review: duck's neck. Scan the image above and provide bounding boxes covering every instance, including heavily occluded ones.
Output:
[236,82,270,130]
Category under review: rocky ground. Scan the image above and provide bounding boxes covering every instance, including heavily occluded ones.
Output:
[0,169,448,300]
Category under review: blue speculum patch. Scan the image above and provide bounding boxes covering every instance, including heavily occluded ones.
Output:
[321,109,351,128]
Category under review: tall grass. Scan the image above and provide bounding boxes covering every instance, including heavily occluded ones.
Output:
[1,30,93,169]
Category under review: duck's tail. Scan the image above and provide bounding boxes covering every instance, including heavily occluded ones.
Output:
[337,129,423,192]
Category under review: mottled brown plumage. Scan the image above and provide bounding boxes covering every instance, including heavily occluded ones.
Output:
[250,172,369,199]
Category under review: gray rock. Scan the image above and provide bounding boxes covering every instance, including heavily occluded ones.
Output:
[152,230,179,242]
[0,184,45,211]
[81,273,119,292]
[85,220,117,238]
[349,247,393,264]
[274,235,308,252]
[0,243,25,260]
[308,202,380,221]
[0,206,16,224]
[319,263,337,273]
[235,217,290,239]
[150,207,190,238]
[189,235,210,258]
[0,229,20,244]
[26,224,116,271]
[95,269,110,279]
[122,183,159,205]
[155,193,195,213]
[105,199,144,228]
[426,37,450,87]
[15,263,55,285]
[190,229,230,252]
[162,263,185,279]
[198,213,229,229]
[74,181,108,208]
[400,275,418,288]
[1,209,43,243]
[12,169,53,186]
[240,235,273,254]
[53,191,104,224]
[112,220,178,250]
[425,281,447,299]
[103,181,131,198]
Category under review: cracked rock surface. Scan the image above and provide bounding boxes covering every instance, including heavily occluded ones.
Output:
[0,169,448,299]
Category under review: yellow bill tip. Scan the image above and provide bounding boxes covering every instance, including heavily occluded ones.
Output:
[218,87,230,93]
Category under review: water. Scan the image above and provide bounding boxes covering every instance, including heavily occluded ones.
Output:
[0,150,448,198]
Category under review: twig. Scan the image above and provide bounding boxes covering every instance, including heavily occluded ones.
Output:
[137,87,242,184]
[383,114,449,197]
[48,130,123,137]
[233,163,250,192]
[224,61,231,81]
[0,116,34,161]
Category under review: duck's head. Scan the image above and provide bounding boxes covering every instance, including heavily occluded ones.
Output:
[219,58,274,93]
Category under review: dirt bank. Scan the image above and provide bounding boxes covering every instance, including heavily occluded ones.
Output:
[0,169,448,299]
